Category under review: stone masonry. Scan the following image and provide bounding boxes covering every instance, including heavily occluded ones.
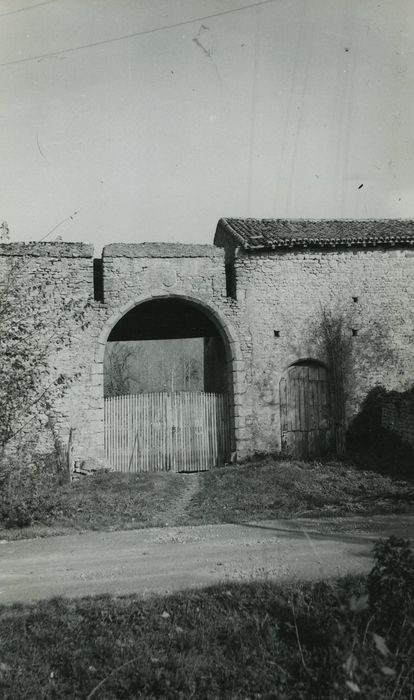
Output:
[1,219,413,464]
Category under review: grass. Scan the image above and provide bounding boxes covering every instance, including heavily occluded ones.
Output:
[0,470,190,538]
[0,574,412,699]
[1,457,413,539]
[185,457,414,525]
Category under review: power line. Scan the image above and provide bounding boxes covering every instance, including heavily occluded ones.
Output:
[39,210,78,241]
[0,0,56,19]
[0,0,277,68]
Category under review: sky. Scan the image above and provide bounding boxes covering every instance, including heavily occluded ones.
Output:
[0,0,413,251]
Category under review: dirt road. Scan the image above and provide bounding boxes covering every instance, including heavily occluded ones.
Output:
[2,516,412,604]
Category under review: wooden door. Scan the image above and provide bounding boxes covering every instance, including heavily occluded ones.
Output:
[279,363,333,458]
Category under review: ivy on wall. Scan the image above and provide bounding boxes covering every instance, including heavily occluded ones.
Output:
[0,228,92,458]
[319,308,353,456]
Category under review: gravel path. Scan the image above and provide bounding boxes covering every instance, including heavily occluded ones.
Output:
[163,471,200,525]
[1,515,412,605]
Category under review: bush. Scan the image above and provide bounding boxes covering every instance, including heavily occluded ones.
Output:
[0,451,65,528]
[368,535,414,628]
[346,386,414,476]
[324,537,414,696]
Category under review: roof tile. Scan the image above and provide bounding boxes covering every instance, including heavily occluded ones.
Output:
[214,218,414,250]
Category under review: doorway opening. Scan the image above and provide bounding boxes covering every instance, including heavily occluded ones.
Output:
[280,359,333,458]
[104,297,233,472]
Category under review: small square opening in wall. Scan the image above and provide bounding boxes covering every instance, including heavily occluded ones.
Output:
[352,296,359,303]
[274,330,280,337]
[352,329,358,337]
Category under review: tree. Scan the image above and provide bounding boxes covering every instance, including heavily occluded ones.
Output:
[182,355,201,390]
[103,338,204,396]
[104,342,137,397]
[0,228,91,457]
[0,227,93,526]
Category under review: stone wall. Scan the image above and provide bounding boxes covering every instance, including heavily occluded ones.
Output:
[1,233,413,465]
[91,243,249,460]
[0,242,109,461]
[227,246,414,454]
[382,390,414,449]
[102,243,227,308]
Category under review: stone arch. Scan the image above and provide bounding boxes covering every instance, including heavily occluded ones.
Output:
[96,293,242,362]
[93,293,244,461]
[285,357,328,372]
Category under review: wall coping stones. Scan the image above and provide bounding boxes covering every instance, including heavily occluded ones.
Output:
[103,243,223,258]
[0,242,93,257]
[214,218,414,251]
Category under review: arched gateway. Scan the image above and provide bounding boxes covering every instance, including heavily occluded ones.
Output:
[100,295,235,472]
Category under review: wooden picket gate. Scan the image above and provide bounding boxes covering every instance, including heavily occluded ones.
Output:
[280,363,333,458]
[104,391,231,472]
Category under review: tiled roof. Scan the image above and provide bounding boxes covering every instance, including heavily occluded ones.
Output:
[214,218,414,250]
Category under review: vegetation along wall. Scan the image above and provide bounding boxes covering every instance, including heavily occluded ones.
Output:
[382,389,414,450]
[1,218,413,469]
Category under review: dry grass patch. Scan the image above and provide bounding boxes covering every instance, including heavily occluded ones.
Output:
[184,458,414,525]
[1,458,412,539]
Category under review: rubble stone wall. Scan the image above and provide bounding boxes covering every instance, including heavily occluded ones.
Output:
[229,246,414,453]
[93,243,248,459]
[1,238,413,462]
[0,242,105,460]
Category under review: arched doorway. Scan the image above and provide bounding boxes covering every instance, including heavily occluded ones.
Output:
[103,297,233,472]
[279,360,333,458]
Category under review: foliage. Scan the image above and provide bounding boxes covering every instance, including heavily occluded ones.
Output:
[0,453,64,528]
[0,546,413,698]
[104,341,135,397]
[337,536,414,695]
[0,229,93,530]
[0,469,190,533]
[347,386,414,476]
[319,307,353,455]
[368,535,414,627]
[0,229,91,453]
[104,338,203,397]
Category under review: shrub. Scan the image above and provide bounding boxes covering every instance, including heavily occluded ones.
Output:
[0,451,64,528]
[368,535,414,628]
[347,386,414,476]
